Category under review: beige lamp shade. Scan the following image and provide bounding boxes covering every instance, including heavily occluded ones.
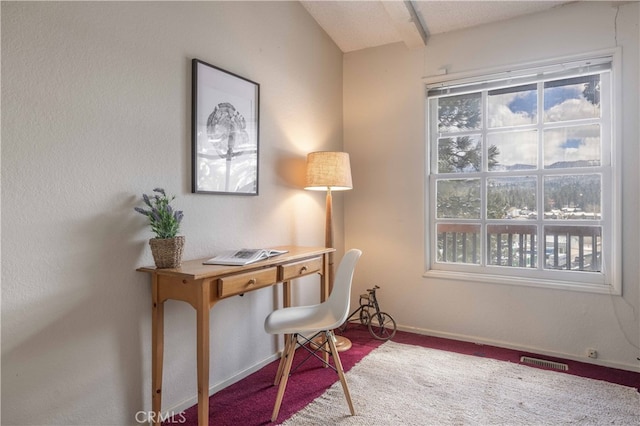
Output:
[305,151,353,191]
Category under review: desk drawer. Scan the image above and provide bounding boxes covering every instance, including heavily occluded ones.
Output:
[218,267,278,298]
[280,256,322,281]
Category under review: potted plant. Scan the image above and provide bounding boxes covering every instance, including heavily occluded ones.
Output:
[134,188,185,268]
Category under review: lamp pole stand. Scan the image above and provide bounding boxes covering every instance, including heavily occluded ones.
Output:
[325,188,334,285]
[325,188,352,352]
[305,151,353,352]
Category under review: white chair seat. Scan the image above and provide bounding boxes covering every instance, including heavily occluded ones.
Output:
[264,249,362,423]
[264,303,340,335]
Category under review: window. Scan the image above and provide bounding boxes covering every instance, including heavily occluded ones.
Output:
[425,53,620,293]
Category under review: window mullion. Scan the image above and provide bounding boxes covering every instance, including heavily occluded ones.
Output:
[536,81,545,271]
[480,90,488,267]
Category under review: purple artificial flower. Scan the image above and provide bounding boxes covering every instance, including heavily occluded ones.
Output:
[134,207,149,216]
[134,188,184,239]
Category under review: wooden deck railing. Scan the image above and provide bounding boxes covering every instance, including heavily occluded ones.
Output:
[437,223,601,272]
[544,225,601,271]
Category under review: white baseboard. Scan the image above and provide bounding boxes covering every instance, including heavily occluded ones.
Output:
[397,324,640,373]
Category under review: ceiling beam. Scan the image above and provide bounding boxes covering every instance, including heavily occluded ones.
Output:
[382,0,429,48]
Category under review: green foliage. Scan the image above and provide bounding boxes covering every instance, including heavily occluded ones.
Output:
[436,179,481,219]
[437,137,500,174]
[582,78,600,106]
[438,94,481,132]
[438,137,481,173]
[134,188,184,239]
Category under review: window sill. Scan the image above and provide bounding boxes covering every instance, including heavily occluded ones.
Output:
[422,269,619,295]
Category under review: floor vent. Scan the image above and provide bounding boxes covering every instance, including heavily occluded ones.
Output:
[520,356,569,371]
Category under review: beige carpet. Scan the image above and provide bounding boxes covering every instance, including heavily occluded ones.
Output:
[282,341,639,425]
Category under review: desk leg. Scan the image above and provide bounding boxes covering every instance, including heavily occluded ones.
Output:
[151,275,164,426]
[321,253,330,364]
[196,285,211,426]
[282,280,291,308]
[321,253,330,302]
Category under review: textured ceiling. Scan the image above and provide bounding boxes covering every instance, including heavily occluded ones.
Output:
[300,1,573,52]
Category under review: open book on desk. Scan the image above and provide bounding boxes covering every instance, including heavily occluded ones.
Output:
[203,248,289,266]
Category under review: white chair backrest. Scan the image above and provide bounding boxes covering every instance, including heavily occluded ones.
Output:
[327,249,362,326]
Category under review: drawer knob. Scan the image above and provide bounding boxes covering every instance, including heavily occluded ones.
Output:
[247,278,257,287]
[299,266,308,274]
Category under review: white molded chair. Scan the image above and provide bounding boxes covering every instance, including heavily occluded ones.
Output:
[264,248,362,423]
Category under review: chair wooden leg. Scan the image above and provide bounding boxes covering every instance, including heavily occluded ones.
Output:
[326,330,355,416]
[274,334,292,386]
[271,334,297,422]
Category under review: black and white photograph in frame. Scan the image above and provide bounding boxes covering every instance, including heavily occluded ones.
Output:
[192,58,259,195]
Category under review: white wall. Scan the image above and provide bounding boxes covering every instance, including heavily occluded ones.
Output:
[1,1,345,424]
[344,1,640,371]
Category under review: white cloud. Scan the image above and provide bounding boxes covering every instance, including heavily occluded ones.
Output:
[544,98,599,122]
[488,131,537,169]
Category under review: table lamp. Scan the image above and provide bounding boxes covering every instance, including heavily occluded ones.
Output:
[305,151,353,351]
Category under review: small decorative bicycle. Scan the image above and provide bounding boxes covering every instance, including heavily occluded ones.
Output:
[339,285,397,340]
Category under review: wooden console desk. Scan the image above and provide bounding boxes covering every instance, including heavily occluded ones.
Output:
[137,246,334,426]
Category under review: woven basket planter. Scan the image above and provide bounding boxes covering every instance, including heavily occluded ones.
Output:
[149,236,185,269]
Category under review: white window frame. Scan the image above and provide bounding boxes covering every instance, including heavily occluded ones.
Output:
[423,49,622,295]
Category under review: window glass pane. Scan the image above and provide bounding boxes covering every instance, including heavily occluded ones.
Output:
[437,223,481,264]
[544,174,601,219]
[544,124,600,168]
[544,75,601,122]
[437,136,482,173]
[487,177,537,219]
[487,130,537,171]
[438,93,482,133]
[544,226,601,271]
[427,59,613,287]
[487,224,537,267]
[488,84,537,128]
[436,179,481,219]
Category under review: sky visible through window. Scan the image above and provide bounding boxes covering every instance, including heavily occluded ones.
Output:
[485,76,601,171]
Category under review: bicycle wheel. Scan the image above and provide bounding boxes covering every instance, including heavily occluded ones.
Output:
[367,312,397,340]
[359,308,371,325]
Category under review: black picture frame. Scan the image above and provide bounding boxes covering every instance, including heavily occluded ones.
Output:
[191,59,260,195]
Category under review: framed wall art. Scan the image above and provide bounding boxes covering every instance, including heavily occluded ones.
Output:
[191,59,260,195]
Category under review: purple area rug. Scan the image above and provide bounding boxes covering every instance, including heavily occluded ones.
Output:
[174,325,640,425]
